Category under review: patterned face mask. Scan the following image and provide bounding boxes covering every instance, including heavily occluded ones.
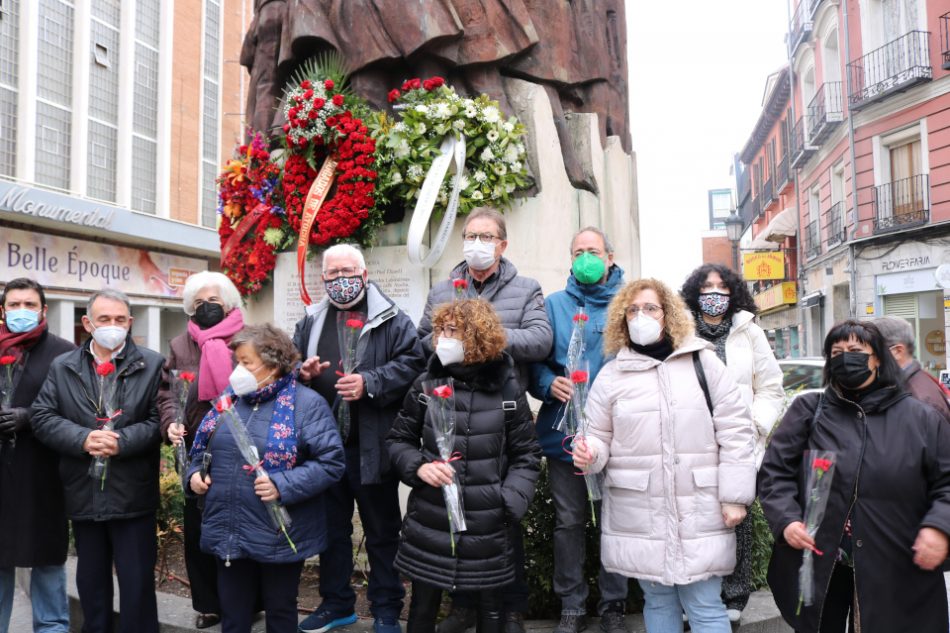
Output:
[698,292,731,317]
[325,275,365,308]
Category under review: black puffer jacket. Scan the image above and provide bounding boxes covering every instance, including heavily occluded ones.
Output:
[387,353,541,591]
[32,337,164,521]
[759,385,950,633]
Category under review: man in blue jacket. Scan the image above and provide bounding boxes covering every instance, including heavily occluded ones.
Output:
[293,244,425,633]
[529,228,628,633]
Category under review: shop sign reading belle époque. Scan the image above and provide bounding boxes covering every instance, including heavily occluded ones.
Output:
[0,182,116,229]
[2,226,205,298]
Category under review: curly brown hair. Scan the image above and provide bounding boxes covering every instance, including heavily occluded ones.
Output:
[431,299,507,364]
[229,323,301,375]
[604,278,695,355]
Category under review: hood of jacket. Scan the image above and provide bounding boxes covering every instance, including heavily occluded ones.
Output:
[449,257,519,302]
[564,265,625,308]
[612,334,712,373]
[425,351,513,393]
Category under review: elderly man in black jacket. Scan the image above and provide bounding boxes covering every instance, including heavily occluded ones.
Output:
[293,244,425,633]
[33,289,164,633]
[0,278,76,633]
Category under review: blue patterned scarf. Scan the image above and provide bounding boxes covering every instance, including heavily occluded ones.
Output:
[190,372,298,472]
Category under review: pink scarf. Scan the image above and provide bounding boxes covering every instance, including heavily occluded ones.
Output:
[188,308,245,401]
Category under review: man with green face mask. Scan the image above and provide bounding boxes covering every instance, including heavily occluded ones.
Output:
[528,228,628,633]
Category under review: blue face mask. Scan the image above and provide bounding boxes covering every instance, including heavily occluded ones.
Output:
[4,308,41,333]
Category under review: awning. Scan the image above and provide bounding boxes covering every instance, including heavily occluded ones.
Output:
[748,207,797,251]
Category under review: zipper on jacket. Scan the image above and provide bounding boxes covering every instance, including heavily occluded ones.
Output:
[815,395,867,631]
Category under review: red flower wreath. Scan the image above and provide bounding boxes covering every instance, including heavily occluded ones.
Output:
[281,82,377,247]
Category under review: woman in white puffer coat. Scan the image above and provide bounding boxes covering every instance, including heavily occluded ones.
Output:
[573,278,756,633]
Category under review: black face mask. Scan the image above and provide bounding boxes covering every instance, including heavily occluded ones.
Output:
[193,302,226,329]
[829,351,874,390]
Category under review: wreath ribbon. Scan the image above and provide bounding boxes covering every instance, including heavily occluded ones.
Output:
[406,134,466,267]
[221,203,270,264]
[297,158,339,305]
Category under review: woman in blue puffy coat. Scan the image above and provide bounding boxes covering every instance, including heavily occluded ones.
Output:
[188,324,346,633]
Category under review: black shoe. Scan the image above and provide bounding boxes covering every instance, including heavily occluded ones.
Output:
[196,613,221,629]
[436,607,477,633]
[554,613,587,633]
[504,612,525,633]
[599,609,627,633]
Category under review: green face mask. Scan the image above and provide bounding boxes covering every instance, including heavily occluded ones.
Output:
[571,252,607,285]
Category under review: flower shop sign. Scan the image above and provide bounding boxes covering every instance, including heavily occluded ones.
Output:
[1,226,205,297]
[0,182,116,229]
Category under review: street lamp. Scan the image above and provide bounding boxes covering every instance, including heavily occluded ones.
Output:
[723,211,744,272]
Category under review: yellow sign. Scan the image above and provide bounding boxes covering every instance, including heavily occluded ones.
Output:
[755,281,797,312]
[742,252,785,280]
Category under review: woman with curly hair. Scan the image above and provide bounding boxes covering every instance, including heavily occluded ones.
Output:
[680,264,784,623]
[387,299,541,633]
[573,279,756,633]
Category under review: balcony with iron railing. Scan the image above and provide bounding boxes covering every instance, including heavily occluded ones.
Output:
[790,117,816,169]
[825,201,846,248]
[761,177,776,210]
[788,0,815,56]
[776,154,791,193]
[847,31,932,110]
[804,220,821,260]
[806,81,844,145]
[941,12,950,70]
[873,174,930,234]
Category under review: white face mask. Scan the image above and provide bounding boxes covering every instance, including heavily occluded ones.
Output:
[91,325,128,351]
[435,337,465,366]
[462,239,497,271]
[627,313,663,346]
[229,365,261,396]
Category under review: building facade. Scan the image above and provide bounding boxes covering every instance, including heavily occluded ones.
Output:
[787,0,949,373]
[0,0,250,353]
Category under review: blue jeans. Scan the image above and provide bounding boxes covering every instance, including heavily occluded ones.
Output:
[549,458,627,615]
[638,577,730,633]
[0,566,70,633]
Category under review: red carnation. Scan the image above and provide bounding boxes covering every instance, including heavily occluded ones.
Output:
[314,97,326,109]
[570,370,589,384]
[303,89,314,100]
[573,313,589,323]
[96,362,116,376]
[0,355,16,365]
[812,458,833,473]
[423,79,434,91]
[180,371,196,383]
[432,385,454,399]
[387,89,400,103]
[453,279,468,289]
[332,94,345,107]
[429,76,445,88]
[346,319,364,330]
[300,80,311,89]
[214,395,232,413]
[324,79,334,90]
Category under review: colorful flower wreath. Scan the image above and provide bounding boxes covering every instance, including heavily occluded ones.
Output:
[372,77,531,217]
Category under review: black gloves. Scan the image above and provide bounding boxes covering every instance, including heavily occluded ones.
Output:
[0,408,30,439]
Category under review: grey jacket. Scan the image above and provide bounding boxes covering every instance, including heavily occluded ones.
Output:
[292,282,425,484]
[418,258,552,388]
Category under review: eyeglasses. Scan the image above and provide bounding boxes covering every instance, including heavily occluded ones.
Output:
[434,324,459,337]
[625,304,663,319]
[462,232,500,243]
[323,266,362,279]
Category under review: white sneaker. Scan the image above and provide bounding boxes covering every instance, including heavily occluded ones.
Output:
[726,609,741,623]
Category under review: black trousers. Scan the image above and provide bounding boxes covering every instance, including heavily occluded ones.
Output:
[409,581,503,633]
[72,513,159,633]
[796,563,855,633]
[216,558,304,633]
[452,524,527,613]
[184,495,220,614]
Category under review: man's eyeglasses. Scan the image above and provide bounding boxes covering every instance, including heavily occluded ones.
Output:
[323,266,362,279]
[462,232,500,243]
[625,304,663,319]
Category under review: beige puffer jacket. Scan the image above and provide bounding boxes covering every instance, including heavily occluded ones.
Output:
[585,336,756,586]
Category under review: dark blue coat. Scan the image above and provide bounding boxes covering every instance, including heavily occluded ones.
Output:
[188,382,345,564]
[529,265,623,461]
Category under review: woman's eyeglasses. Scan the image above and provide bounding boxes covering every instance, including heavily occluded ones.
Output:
[625,304,663,319]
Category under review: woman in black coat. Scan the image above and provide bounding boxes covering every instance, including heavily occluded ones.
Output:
[758,320,950,633]
[388,299,541,633]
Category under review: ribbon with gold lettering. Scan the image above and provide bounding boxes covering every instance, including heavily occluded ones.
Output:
[220,203,269,265]
[297,158,339,305]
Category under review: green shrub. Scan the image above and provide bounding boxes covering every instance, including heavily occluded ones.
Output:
[158,444,185,536]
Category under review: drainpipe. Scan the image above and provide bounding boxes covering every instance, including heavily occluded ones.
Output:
[843,0,861,318]
[787,0,806,355]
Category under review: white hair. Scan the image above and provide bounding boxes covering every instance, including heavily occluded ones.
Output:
[321,244,366,272]
[182,271,243,316]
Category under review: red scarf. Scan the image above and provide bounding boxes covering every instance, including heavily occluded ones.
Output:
[0,320,48,357]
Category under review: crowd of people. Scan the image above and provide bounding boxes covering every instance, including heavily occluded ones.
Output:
[1,206,950,633]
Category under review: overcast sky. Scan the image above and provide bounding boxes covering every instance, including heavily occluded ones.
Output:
[626,0,790,288]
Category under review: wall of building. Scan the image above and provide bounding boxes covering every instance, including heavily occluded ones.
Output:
[702,233,734,270]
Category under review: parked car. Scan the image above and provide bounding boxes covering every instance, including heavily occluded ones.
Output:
[778,358,824,398]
